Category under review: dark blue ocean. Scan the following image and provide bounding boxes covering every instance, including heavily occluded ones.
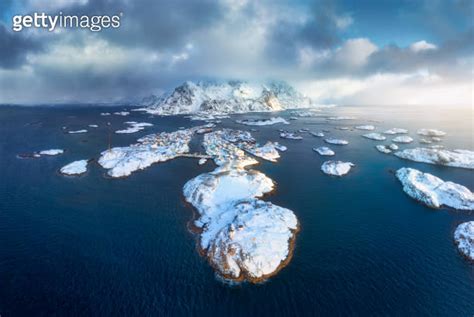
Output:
[0,105,473,316]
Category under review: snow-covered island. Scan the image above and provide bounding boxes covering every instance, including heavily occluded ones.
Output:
[321,160,354,176]
[454,222,474,261]
[39,149,64,156]
[394,148,474,169]
[376,145,392,154]
[236,117,289,126]
[363,133,386,141]
[324,138,349,145]
[68,129,88,134]
[114,111,130,116]
[183,129,299,283]
[395,168,474,210]
[392,136,414,144]
[280,132,303,140]
[313,146,335,156]
[384,128,408,135]
[375,143,398,154]
[355,125,375,131]
[60,160,88,176]
[18,149,64,158]
[375,144,399,154]
[310,131,325,137]
[98,127,200,177]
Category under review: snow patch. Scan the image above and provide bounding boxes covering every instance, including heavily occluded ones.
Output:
[394,148,474,169]
[321,160,354,176]
[396,167,474,210]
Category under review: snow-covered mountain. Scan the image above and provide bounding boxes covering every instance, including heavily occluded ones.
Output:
[141,81,312,115]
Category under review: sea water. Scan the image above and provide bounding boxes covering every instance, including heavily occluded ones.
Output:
[0,104,472,316]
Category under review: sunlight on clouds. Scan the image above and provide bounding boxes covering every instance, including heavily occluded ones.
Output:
[409,40,438,53]
[296,71,472,107]
[334,38,378,68]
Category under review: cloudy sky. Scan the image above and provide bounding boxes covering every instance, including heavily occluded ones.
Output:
[0,0,472,105]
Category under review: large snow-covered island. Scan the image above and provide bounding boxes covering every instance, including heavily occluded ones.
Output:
[394,148,474,169]
[96,122,299,282]
[98,127,203,177]
[183,130,299,282]
[395,168,474,210]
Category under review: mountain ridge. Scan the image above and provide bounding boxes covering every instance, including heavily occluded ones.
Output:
[140,80,313,115]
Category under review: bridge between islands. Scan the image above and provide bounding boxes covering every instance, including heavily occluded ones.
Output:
[179,153,212,159]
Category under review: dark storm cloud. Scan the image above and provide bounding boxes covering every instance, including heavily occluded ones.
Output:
[266,0,344,64]
[363,28,474,77]
[0,0,472,104]
[0,23,43,69]
[56,0,224,50]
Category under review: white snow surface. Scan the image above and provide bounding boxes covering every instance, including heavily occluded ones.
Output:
[280,132,303,140]
[241,141,281,162]
[143,81,312,115]
[310,131,324,137]
[39,149,64,156]
[68,129,87,134]
[98,127,200,177]
[114,111,130,116]
[313,146,335,156]
[324,138,348,145]
[183,129,298,281]
[394,148,474,169]
[454,222,474,261]
[363,133,386,141]
[273,142,287,152]
[321,160,354,176]
[355,125,375,130]
[60,160,88,175]
[393,136,414,143]
[384,128,408,135]
[396,167,474,210]
[183,166,298,281]
[376,145,392,154]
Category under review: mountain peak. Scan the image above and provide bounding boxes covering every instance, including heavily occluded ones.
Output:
[143,80,312,115]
